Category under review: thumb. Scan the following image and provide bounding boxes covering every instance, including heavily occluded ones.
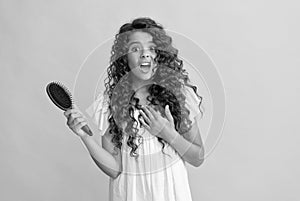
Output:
[165,105,174,122]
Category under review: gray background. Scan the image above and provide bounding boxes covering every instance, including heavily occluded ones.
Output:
[1,0,299,201]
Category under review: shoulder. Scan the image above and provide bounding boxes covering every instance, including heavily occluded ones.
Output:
[181,84,201,105]
[86,91,109,115]
[181,83,203,122]
[85,90,111,138]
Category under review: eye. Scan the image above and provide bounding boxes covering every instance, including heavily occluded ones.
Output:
[130,46,140,52]
[149,46,156,52]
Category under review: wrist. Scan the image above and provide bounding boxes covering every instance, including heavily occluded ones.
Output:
[79,134,91,142]
[163,127,178,144]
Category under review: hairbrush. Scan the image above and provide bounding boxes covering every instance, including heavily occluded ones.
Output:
[46,81,93,136]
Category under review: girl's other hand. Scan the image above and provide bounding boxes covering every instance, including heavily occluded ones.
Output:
[63,107,89,138]
[139,105,176,141]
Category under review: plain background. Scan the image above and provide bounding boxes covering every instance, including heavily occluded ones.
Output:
[1,0,299,201]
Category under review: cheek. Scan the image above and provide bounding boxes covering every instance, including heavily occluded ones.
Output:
[153,53,157,61]
[127,53,139,69]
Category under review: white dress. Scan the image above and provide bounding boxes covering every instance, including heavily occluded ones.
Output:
[86,85,202,201]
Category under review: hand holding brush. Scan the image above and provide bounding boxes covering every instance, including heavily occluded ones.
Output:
[46,81,93,137]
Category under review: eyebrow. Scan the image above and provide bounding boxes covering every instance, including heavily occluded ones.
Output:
[128,41,156,46]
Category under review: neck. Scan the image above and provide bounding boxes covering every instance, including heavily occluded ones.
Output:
[129,75,154,92]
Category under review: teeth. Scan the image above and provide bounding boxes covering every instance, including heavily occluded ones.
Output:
[140,62,151,67]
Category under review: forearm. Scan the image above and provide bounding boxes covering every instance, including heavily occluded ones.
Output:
[165,129,204,167]
[80,135,121,179]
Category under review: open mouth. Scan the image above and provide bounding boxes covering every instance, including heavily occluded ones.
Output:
[139,62,152,73]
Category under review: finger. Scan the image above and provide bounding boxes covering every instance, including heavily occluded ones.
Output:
[64,109,78,117]
[64,109,71,117]
[74,121,88,136]
[67,114,84,126]
[139,110,151,124]
[70,112,82,119]
[142,105,155,120]
[138,116,151,130]
[72,117,86,126]
[146,105,159,119]
[74,120,88,129]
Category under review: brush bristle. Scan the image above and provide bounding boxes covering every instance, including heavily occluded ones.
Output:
[46,81,73,111]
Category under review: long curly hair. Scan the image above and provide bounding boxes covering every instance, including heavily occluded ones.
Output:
[103,17,203,158]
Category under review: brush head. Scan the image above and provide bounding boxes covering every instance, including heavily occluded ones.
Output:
[46,81,73,111]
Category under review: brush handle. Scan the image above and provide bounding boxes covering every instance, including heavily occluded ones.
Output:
[82,125,93,136]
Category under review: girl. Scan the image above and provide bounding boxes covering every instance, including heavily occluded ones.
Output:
[64,17,204,201]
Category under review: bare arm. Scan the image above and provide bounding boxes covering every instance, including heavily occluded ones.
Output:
[80,129,122,179]
[64,108,122,179]
[164,121,205,167]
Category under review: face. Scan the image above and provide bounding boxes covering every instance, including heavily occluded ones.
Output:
[127,31,157,85]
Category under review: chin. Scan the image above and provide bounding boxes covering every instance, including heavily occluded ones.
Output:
[133,71,152,80]
[136,77,150,82]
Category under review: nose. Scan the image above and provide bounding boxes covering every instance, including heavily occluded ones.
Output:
[140,49,151,59]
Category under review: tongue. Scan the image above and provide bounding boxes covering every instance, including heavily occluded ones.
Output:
[140,65,150,73]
